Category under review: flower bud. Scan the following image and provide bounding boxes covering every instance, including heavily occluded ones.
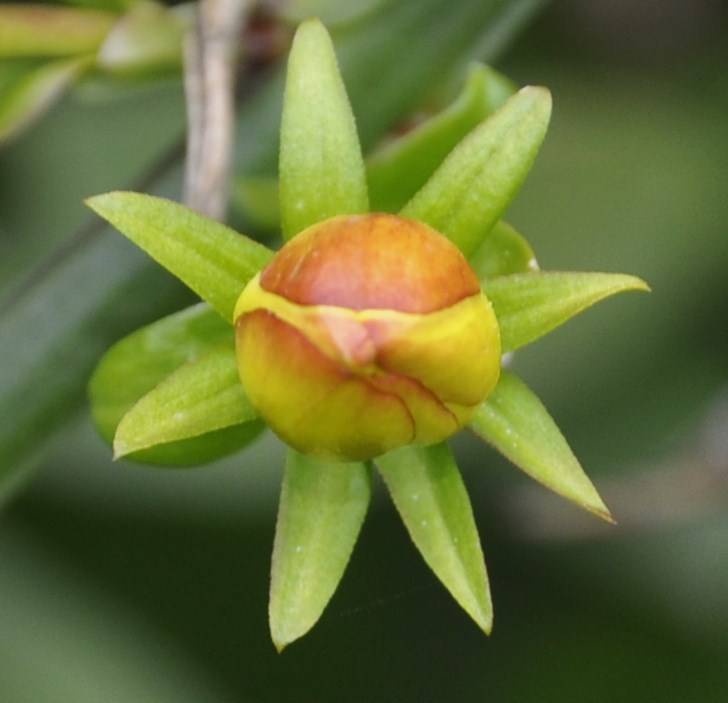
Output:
[234,213,501,461]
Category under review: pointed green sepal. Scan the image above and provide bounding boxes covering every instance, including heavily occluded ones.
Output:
[85,192,274,322]
[270,450,371,651]
[470,370,612,521]
[90,304,231,440]
[89,303,259,466]
[113,342,260,460]
[483,271,650,352]
[367,64,515,213]
[400,86,551,257]
[279,19,368,239]
[375,443,492,634]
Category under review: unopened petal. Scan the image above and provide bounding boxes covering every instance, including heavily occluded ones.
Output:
[236,310,415,461]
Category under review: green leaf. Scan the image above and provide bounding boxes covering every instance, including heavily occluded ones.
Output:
[375,443,492,634]
[0,4,116,57]
[90,304,231,441]
[279,18,368,239]
[330,0,546,153]
[85,192,274,322]
[231,0,545,183]
[470,370,612,521]
[400,86,551,257]
[0,57,90,143]
[468,220,538,279]
[483,271,650,352]
[89,303,261,466]
[233,64,516,229]
[367,64,515,213]
[270,450,371,651]
[113,341,261,461]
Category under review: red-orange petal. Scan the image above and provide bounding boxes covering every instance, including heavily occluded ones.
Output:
[259,213,480,313]
[236,309,417,461]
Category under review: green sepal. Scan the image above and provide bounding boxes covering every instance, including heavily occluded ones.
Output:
[468,220,538,279]
[279,18,368,239]
[233,64,516,230]
[85,192,274,322]
[483,271,650,352]
[375,443,492,634]
[470,370,611,521]
[269,450,371,651]
[89,303,260,467]
[113,341,261,461]
[400,86,551,257]
[367,64,515,213]
[0,4,116,57]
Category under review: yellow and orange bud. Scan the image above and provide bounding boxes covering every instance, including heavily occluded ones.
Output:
[234,213,501,461]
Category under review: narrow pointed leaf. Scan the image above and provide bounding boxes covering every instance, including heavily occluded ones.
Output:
[90,303,259,466]
[376,443,492,633]
[270,451,371,651]
[113,341,259,460]
[85,192,274,321]
[279,18,368,239]
[90,304,231,441]
[328,0,545,152]
[468,220,538,279]
[400,86,551,257]
[483,271,650,352]
[367,64,515,213]
[470,370,612,521]
[233,65,515,230]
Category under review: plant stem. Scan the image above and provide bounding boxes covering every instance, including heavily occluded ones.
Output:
[184,0,249,220]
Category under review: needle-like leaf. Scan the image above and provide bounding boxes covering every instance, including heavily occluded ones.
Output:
[367,64,515,213]
[470,370,612,521]
[376,443,492,633]
[270,450,371,651]
[85,192,274,322]
[483,271,649,352]
[401,86,551,257]
[113,342,260,461]
[279,19,368,239]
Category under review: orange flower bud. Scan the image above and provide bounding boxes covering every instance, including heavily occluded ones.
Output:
[234,213,501,461]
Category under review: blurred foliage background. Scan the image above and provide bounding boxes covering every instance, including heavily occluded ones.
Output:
[1,0,727,700]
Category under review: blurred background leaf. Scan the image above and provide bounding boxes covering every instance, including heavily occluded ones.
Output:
[2,0,728,700]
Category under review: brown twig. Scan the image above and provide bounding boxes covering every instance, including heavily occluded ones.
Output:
[184,0,250,220]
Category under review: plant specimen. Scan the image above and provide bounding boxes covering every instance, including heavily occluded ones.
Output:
[87,19,647,650]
